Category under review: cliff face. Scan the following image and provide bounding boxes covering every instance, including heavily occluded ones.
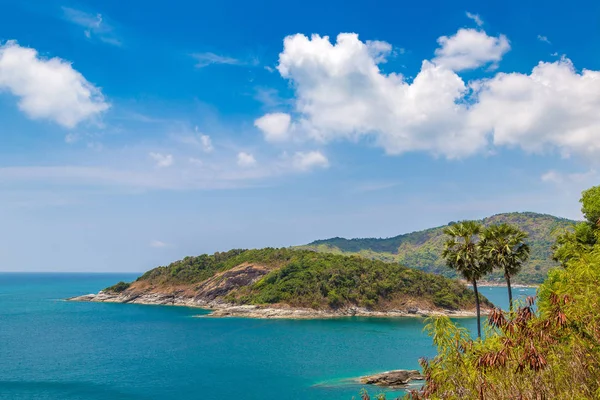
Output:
[69,249,493,318]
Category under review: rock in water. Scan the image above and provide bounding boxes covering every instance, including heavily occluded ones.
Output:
[359,370,424,387]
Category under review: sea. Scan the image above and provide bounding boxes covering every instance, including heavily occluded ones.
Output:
[0,273,536,400]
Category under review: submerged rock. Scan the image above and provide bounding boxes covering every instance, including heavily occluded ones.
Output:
[359,369,424,388]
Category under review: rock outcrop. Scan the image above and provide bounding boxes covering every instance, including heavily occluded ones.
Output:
[359,369,424,388]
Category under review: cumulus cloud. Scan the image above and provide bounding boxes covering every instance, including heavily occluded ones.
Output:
[271,33,485,158]
[149,152,173,168]
[0,41,109,128]
[433,28,510,71]
[237,152,257,167]
[255,30,600,160]
[150,240,168,248]
[254,112,291,142]
[470,58,600,158]
[292,151,329,171]
[466,12,484,27]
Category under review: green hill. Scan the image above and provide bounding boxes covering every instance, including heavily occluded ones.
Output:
[300,212,575,284]
[106,248,490,312]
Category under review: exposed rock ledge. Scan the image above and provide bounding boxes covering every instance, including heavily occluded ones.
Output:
[67,292,483,319]
[359,369,424,388]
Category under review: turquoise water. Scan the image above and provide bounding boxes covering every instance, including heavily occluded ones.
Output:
[0,274,536,400]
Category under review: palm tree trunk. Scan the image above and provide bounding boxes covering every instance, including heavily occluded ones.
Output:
[505,271,513,312]
[472,278,481,339]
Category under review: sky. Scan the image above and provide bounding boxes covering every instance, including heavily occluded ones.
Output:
[1,0,599,272]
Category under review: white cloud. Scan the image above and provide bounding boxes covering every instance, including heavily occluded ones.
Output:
[542,169,597,185]
[200,134,213,153]
[149,153,173,168]
[270,33,486,158]
[433,28,510,71]
[191,53,259,68]
[150,240,168,248]
[254,112,292,142]
[62,7,121,46]
[541,170,562,184]
[469,58,600,158]
[237,152,257,167]
[0,41,110,128]
[541,169,598,206]
[292,151,329,171]
[365,40,393,63]
[537,35,551,44]
[174,128,214,152]
[191,52,240,68]
[256,31,600,160]
[466,12,484,27]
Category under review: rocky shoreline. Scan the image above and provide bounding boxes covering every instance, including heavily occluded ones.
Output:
[67,291,484,320]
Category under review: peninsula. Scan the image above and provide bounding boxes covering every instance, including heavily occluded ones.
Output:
[69,248,492,318]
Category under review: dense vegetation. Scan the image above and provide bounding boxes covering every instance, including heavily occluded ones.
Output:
[361,186,600,400]
[104,281,130,293]
[115,248,489,311]
[302,212,574,284]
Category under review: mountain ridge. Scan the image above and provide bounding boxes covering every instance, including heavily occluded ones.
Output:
[300,212,575,284]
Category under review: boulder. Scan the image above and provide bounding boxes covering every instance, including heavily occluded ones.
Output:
[359,369,424,387]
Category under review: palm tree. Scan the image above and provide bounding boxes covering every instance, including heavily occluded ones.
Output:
[480,224,530,312]
[442,220,490,339]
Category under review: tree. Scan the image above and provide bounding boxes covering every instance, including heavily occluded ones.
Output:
[553,185,600,266]
[442,221,490,338]
[480,224,530,311]
[581,185,600,228]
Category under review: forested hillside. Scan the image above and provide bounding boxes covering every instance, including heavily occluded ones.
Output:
[302,212,575,284]
[105,248,490,312]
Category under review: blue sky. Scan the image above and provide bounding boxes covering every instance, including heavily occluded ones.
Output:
[1,0,599,272]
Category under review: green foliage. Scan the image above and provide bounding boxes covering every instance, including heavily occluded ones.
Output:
[480,223,530,310]
[552,222,596,265]
[480,224,530,277]
[441,220,491,338]
[137,248,259,284]
[581,185,600,227]
[552,187,600,267]
[398,186,600,400]
[301,212,574,284]
[442,221,490,282]
[104,281,131,293]
[135,248,489,311]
